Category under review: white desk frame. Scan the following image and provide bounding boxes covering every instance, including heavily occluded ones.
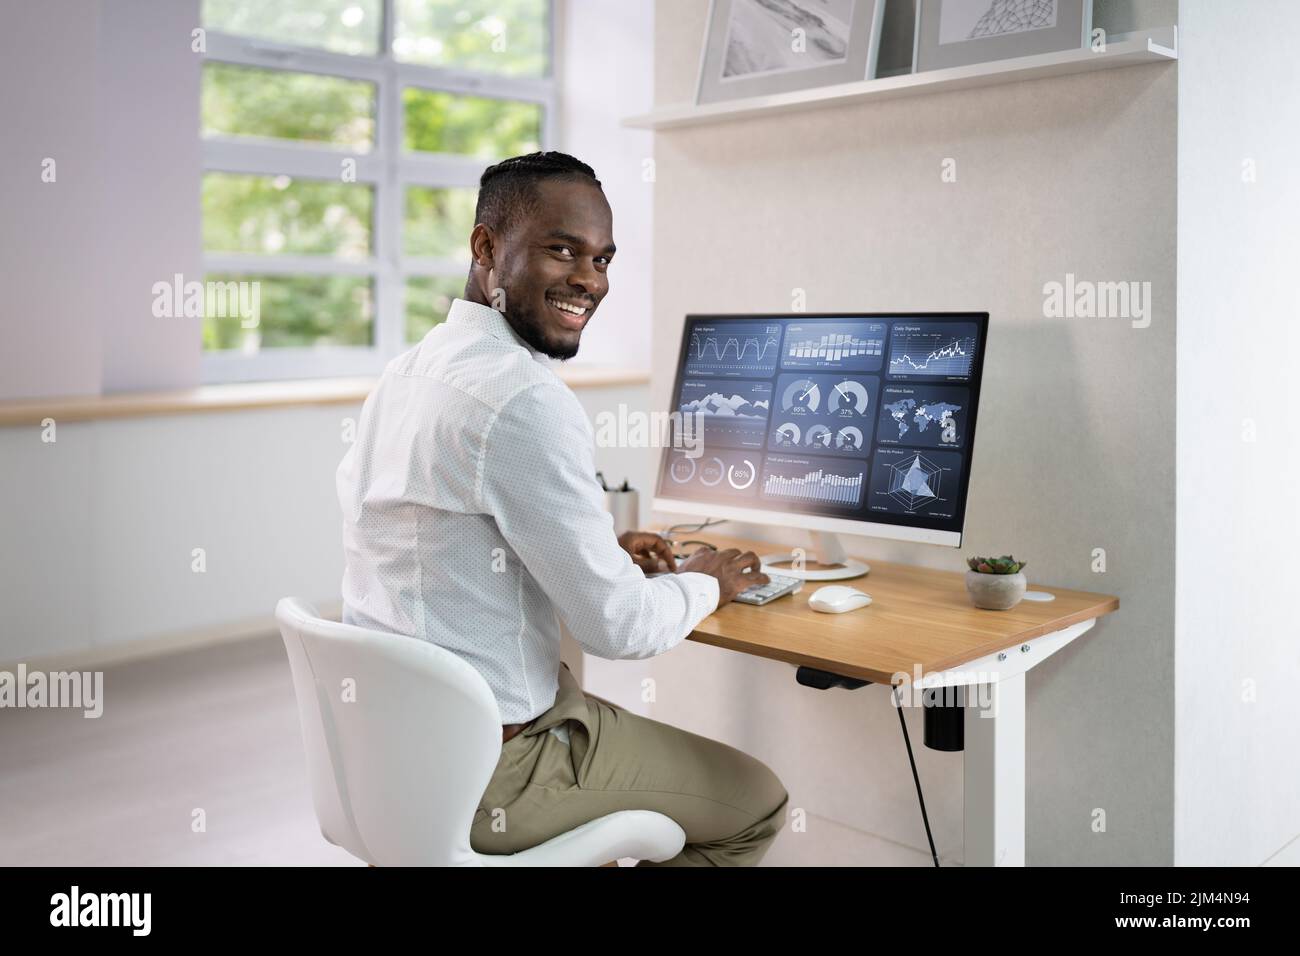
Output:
[911,619,1097,866]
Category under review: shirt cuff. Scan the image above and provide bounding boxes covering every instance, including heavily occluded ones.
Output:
[676,570,721,624]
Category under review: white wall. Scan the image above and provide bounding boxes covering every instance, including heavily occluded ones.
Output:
[1176,0,1300,867]
[0,0,105,400]
[0,405,355,665]
[96,0,204,393]
[0,0,201,402]
[648,0,1179,865]
[556,0,655,369]
[0,382,651,671]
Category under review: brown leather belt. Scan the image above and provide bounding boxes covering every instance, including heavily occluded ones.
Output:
[505,661,569,742]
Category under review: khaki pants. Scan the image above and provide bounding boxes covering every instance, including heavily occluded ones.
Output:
[470,664,789,866]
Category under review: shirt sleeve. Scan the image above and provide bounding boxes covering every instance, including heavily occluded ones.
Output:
[477,380,720,660]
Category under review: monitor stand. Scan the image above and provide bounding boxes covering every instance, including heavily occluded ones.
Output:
[760,531,869,582]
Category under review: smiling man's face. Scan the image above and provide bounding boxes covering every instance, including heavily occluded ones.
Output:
[468,177,615,360]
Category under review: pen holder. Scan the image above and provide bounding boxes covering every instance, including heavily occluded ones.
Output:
[604,487,639,536]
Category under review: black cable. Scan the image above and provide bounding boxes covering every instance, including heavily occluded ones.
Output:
[671,539,717,561]
[893,684,940,867]
[661,518,727,539]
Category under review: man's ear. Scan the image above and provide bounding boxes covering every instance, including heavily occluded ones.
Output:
[469,223,496,269]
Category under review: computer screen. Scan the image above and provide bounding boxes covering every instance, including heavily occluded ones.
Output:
[653,312,989,547]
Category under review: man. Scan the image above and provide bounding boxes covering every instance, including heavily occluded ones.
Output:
[337,151,788,866]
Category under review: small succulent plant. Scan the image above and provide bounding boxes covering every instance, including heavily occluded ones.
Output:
[967,555,1028,574]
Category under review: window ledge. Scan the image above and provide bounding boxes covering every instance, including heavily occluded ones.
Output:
[0,367,650,427]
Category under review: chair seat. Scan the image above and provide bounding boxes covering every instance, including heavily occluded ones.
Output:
[475,809,685,867]
[277,598,685,866]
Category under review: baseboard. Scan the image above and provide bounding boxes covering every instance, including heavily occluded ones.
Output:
[1,601,344,673]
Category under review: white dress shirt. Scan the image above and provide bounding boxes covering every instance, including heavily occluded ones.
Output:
[336,297,720,723]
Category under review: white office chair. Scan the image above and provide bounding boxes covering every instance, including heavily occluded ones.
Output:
[274,598,686,866]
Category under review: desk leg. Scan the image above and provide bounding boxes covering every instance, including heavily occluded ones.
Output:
[963,673,1025,866]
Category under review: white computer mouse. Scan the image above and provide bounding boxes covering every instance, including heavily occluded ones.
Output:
[808,585,872,614]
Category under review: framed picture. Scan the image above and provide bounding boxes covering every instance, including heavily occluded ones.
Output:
[913,0,1092,73]
[696,0,886,106]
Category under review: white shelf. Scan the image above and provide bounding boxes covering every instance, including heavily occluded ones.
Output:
[623,26,1177,131]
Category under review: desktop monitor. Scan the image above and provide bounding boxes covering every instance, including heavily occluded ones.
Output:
[653,312,989,576]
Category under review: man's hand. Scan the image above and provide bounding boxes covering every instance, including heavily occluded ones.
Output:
[677,547,769,605]
[618,531,677,574]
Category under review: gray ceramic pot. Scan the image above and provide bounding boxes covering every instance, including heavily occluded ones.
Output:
[965,570,1027,610]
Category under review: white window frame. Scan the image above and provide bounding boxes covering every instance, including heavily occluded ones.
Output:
[200,0,558,383]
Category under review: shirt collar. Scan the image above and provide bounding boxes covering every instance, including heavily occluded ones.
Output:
[445,297,549,364]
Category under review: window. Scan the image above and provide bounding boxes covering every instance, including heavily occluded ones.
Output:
[199,0,555,382]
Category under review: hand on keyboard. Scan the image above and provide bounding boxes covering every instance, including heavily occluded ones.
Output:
[678,547,770,604]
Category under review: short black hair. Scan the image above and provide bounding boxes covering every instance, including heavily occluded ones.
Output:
[474,151,603,238]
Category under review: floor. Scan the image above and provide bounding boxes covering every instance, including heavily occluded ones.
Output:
[0,635,360,866]
[0,634,938,866]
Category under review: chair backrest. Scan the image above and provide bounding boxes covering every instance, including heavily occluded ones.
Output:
[275,598,502,866]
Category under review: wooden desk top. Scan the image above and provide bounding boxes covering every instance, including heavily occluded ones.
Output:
[677,533,1119,685]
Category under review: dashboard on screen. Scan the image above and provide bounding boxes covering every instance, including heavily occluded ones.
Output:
[655,313,989,539]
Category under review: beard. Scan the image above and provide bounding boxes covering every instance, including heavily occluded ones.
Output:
[502,301,580,361]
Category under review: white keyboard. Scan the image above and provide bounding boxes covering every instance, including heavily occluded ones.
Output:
[733,573,802,606]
